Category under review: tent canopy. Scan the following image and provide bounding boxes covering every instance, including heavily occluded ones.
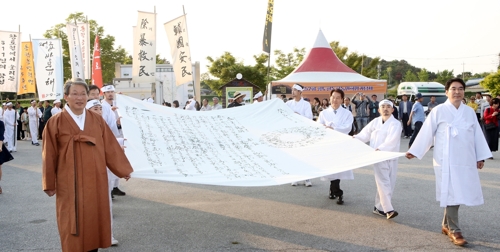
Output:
[271,30,386,99]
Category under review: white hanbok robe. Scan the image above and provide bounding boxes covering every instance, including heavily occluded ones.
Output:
[286,98,313,120]
[354,115,401,212]
[101,101,121,138]
[318,106,354,180]
[3,109,19,151]
[101,100,121,187]
[408,100,491,207]
[51,107,62,116]
[27,106,42,144]
[185,99,197,111]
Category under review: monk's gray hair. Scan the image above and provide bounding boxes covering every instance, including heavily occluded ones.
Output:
[64,78,89,95]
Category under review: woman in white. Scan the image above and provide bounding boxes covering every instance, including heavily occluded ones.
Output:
[318,89,354,204]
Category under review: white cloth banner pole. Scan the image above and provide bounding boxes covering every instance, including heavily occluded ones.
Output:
[66,24,85,79]
[33,39,64,101]
[77,22,90,79]
[164,15,193,87]
[0,30,21,92]
[132,11,156,83]
[117,95,404,187]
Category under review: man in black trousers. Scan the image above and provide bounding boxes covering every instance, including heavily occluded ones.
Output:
[398,94,413,138]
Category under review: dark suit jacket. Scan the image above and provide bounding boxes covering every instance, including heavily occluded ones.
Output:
[43,105,52,122]
[399,101,413,119]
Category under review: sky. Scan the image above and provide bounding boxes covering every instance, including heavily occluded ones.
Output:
[2,0,499,78]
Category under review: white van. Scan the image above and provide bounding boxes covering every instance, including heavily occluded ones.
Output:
[397,82,447,110]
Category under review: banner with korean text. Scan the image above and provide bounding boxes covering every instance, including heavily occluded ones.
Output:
[132,11,156,83]
[91,35,103,90]
[18,42,36,94]
[77,22,90,79]
[32,39,64,101]
[164,14,193,86]
[0,30,21,92]
[66,23,85,79]
[262,0,274,53]
[117,95,404,186]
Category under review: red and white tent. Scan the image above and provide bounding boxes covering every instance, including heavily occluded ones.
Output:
[271,30,386,99]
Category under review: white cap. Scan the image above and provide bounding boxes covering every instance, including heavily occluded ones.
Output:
[101,85,115,92]
[54,99,61,104]
[254,91,263,99]
[379,99,393,108]
[292,83,304,91]
[86,99,102,109]
[6,102,12,106]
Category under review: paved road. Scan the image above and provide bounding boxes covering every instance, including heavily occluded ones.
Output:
[1,138,499,251]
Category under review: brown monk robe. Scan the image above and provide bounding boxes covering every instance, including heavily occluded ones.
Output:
[42,106,133,251]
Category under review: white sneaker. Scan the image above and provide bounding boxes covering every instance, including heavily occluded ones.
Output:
[305,180,312,187]
[291,182,298,186]
[111,238,119,246]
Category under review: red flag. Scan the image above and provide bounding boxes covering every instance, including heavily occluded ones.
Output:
[91,35,103,92]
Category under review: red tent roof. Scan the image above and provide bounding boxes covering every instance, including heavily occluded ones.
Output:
[293,30,356,74]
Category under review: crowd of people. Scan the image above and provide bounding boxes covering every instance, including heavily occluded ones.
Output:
[1,77,497,250]
[283,79,495,246]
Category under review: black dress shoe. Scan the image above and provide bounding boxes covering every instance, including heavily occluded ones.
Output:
[112,187,126,196]
[337,196,344,205]
[34,143,40,146]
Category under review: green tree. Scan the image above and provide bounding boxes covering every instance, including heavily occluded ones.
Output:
[480,70,500,96]
[403,70,418,82]
[204,52,269,95]
[435,70,455,84]
[330,42,380,79]
[44,12,130,83]
[418,68,429,81]
[273,48,305,79]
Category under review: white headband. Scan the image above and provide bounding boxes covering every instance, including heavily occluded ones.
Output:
[102,85,115,92]
[86,99,102,109]
[254,91,263,99]
[379,99,393,108]
[292,84,303,91]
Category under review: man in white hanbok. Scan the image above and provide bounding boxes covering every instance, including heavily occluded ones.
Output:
[3,103,19,152]
[318,89,354,204]
[51,99,62,116]
[406,78,491,246]
[354,100,401,219]
[101,85,126,198]
[287,84,314,187]
[253,91,263,104]
[27,100,42,146]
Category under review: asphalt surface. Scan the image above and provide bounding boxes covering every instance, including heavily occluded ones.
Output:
[0,138,499,252]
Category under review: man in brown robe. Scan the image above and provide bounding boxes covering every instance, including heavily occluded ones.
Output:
[42,78,133,252]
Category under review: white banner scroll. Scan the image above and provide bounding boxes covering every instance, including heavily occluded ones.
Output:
[32,39,64,101]
[132,11,156,83]
[164,14,193,86]
[117,95,404,187]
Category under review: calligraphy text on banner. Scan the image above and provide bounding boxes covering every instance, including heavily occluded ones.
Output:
[117,95,404,186]
[18,42,36,94]
[66,24,85,79]
[132,11,156,83]
[164,14,193,86]
[32,39,64,101]
[262,0,274,53]
[0,30,21,92]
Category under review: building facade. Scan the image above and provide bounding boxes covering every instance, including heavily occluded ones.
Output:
[113,62,200,105]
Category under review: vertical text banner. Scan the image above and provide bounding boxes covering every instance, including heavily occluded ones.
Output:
[32,39,64,101]
[262,0,274,53]
[91,35,103,90]
[66,24,85,79]
[132,11,156,83]
[0,30,21,92]
[78,22,90,79]
[18,42,36,94]
[164,14,193,86]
